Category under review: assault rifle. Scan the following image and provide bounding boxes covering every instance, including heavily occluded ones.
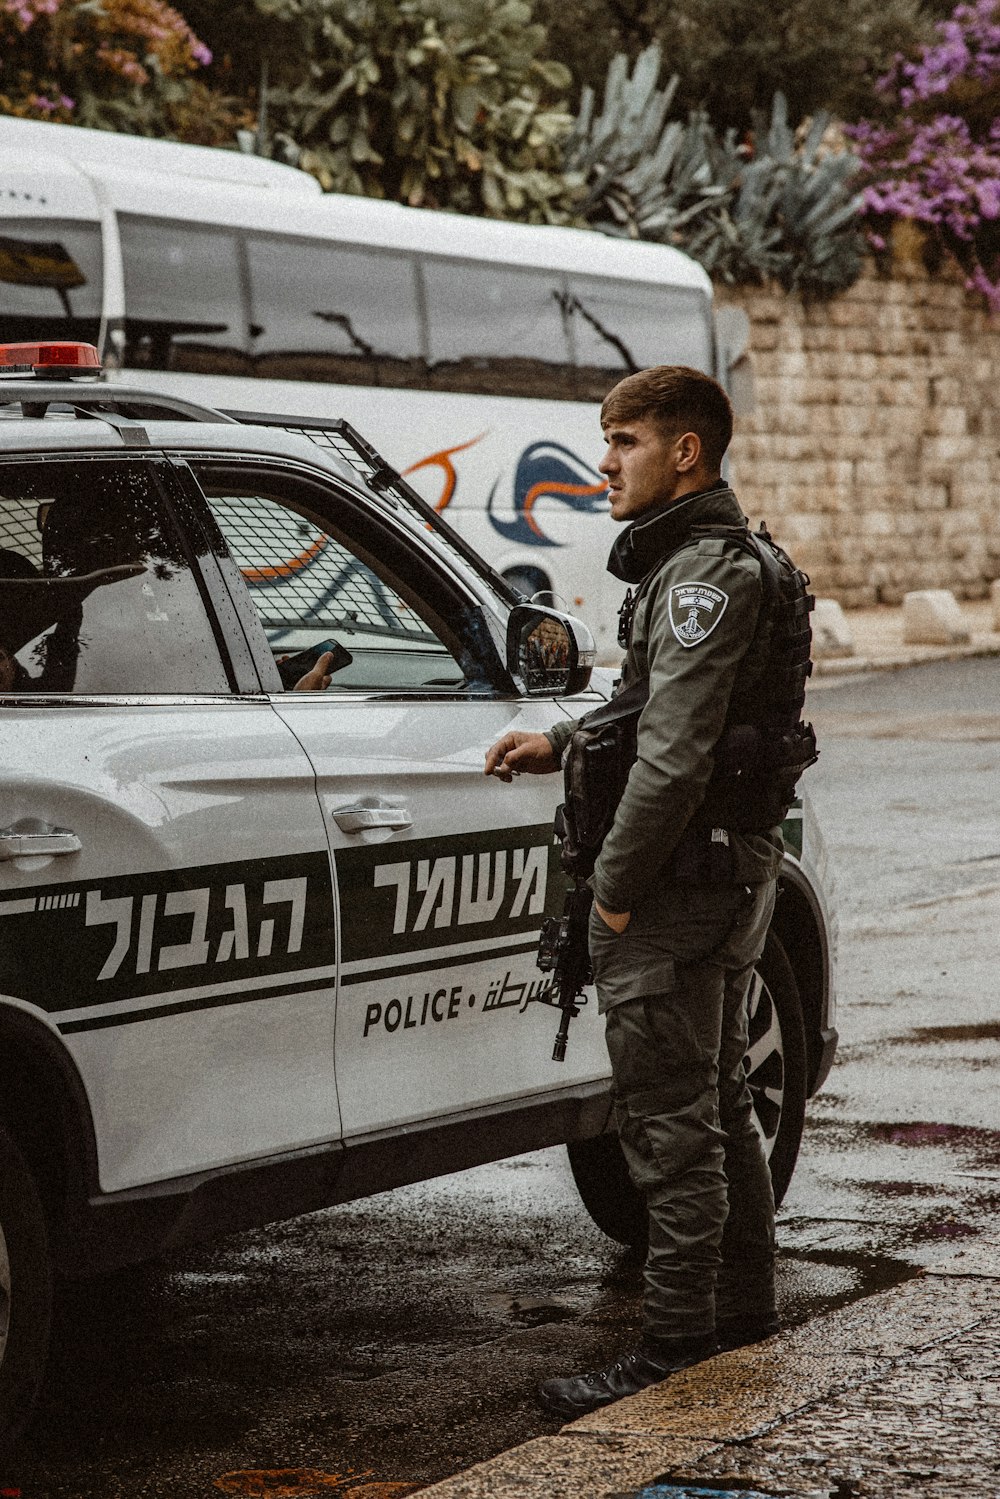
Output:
[532,684,640,1062]
[536,880,593,1062]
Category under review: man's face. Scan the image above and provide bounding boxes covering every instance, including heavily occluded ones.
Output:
[599,417,689,523]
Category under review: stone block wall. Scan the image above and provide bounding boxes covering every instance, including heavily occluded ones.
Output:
[720,262,1000,606]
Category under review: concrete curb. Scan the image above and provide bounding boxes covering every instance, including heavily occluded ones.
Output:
[811,596,1000,681]
[415,1241,1000,1498]
[813,631,1000,679]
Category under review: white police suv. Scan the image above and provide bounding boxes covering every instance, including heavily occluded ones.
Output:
[0,341,837,1441]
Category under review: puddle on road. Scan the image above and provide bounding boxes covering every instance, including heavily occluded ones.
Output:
[504,1293,578,1326]
[619,1479,863,1499]
[862,1177,940,1196]
[913,1215,980,1240]
[480,1287,589,1326]
[810,1115,1000,1161]
[782,1114,1000,1309]
[777,1244,916,1328]
[899,1021,1000,1044]
[616,1474,871,1499]
[869,1119,1000,1150]
[614,1487,783,1499]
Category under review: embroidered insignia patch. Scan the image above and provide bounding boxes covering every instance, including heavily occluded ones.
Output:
[668,580,729,648]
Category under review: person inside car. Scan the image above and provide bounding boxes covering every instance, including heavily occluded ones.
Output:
[290,650,336,691]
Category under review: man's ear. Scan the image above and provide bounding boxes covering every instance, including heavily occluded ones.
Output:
[675,431,702,472]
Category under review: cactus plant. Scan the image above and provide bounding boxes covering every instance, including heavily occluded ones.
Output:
[565,44,866,295]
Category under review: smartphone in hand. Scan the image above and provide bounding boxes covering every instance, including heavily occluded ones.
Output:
[275,638,353,690]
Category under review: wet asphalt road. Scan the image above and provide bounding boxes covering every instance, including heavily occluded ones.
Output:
[6,656,1000,1499]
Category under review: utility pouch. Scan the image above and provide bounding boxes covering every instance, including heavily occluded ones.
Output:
[558,676,649,878]
[672,824,735,882]
[711,718,819,833]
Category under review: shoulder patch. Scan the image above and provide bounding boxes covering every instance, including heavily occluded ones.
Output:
[668,580,729,648]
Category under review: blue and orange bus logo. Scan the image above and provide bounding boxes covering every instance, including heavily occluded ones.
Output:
[404,437,606,547]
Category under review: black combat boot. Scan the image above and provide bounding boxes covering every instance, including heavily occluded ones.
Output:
[716,1313,780,1351]
[536,1334,717,1419]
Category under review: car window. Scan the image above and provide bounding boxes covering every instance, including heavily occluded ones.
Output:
[0,459,230,695]
[195,475,497,695]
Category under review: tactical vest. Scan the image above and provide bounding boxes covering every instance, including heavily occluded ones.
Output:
[557,521,818,880]
[695,521,818,833]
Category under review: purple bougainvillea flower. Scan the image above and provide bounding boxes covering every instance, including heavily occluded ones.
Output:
[849,0,1000,302]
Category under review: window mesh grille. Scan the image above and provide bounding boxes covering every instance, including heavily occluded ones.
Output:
[221,412,491,587]
[209,492,436,643]
[0,500,43,571]
[278,424,389,486]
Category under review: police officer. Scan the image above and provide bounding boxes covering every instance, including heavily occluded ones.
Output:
[485,366,795,1419]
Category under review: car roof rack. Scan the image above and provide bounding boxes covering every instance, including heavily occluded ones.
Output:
[221,409,517,604]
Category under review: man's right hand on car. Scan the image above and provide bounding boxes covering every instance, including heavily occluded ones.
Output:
[484,730,559,781]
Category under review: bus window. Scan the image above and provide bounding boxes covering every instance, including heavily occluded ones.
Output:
[423,259,575,400]
[0,220,102,344]
[120,215,249,376]
[565,276,714,400]
[246,235,425,389]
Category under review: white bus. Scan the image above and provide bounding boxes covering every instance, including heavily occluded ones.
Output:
[0,117,737,659]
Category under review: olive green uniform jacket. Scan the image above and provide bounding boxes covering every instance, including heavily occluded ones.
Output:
[546,483,782,1010]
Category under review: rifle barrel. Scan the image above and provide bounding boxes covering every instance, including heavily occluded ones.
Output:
[552,1006,571,1062]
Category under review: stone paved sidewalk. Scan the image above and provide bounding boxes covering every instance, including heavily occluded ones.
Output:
[415,1233,1000,1498]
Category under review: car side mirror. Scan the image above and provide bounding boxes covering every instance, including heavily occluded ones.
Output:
[506,603,595,697]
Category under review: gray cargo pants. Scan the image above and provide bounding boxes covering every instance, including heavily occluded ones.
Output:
[601,880,777,1345]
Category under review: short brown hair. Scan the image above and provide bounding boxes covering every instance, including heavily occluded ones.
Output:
[601,366,733,471]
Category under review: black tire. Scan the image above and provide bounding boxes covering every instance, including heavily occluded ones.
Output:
[0,1127,52,1451]
[746,927,807,1207]
[567,930,808,1248]
[567,1129,647,1250]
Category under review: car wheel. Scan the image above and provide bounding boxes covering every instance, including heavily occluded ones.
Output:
[566,930,808,1249]
[567,1129,647,1250]
[0,1127,52,1450]
[745,928,807,1207]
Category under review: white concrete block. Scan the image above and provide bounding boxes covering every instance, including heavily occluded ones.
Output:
[812,598,855,657]
[902,589,971,645]
[991,578,1000,631]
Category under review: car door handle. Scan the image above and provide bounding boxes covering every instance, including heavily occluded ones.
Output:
[0,819,82,860]
[332,805,413,834]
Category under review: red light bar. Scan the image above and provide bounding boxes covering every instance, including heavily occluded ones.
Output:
[0,341,101,378]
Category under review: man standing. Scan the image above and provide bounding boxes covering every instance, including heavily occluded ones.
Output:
[485,366,813,1419]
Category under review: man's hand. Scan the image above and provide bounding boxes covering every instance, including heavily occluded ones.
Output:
[292,650,335,692]
[484,731,559,781]
[594,900,631,934]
